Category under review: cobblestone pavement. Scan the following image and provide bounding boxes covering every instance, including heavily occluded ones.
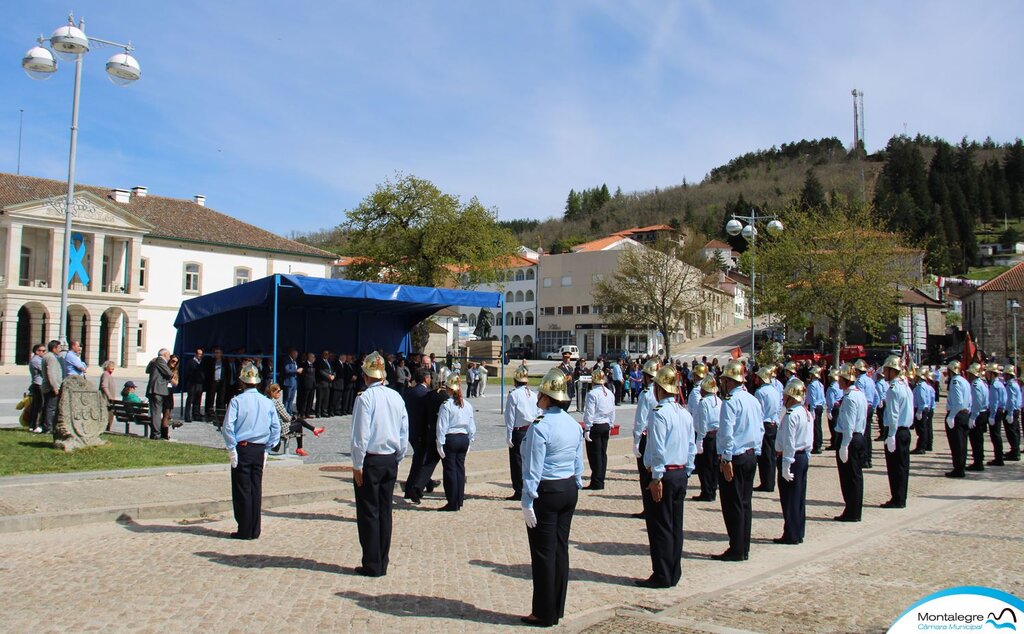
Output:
[1,400,1022,633]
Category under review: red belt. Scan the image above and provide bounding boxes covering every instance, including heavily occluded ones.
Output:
[237,441,265,448]
[665,465,687,471]
[514,425,530,431]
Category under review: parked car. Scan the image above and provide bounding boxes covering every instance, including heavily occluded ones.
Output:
[545,345,580,361]
[506,346,532,360]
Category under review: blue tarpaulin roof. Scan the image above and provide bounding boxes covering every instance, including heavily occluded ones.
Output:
[173,274,502,361]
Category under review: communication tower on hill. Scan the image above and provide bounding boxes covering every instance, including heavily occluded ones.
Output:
[851,88,865,153]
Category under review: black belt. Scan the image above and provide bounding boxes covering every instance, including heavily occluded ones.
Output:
[513,425,530,431]
[763,421,777,426]
[795,449,807,455]
[704,430,717,436]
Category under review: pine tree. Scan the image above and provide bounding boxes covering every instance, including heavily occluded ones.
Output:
[798,169,828,211]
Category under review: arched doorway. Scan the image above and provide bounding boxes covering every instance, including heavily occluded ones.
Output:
[99,307,128,367]
[15,302,48,365]
[66,305,89,357]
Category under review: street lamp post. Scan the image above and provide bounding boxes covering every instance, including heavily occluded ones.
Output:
[22,14,140,344]
[1009,300,1020,370]
[726,209,783,361]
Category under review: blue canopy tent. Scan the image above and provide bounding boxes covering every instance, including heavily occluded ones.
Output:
[173,274,503,384]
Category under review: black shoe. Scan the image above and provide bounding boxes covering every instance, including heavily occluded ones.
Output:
[945,471,966,478]
[520,616,549,627]
[811,449,822,455]
[691,495,712,501]
[966,464,985,472]
[634,576,671,588]
[436,505,457,512]
[354,566,384,577]
[1006,454,1021,462]
[879,500,905,509]
[403,496,421,505]
[229,532,253,540]
[506,494,522,501]
[773,537,800,544]
[833,515,860,522]
[711,550,745,562]
[910,448,926,455]
[864,463,873,469]
[754,485,775,493]
[987,459,1005,467]
[630,512,645,519]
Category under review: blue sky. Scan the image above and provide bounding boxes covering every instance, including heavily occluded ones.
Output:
[1,1,1021,237]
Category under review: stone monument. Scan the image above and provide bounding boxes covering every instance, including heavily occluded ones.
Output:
[54,375,109,452]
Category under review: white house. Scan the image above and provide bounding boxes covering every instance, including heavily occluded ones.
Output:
[701,239,739,269]
[459,250,538,354]
[0,172,335,367]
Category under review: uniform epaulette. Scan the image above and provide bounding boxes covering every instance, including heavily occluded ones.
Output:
[532,416,544,424]
[653,404,663,411]
[723,394,731,401]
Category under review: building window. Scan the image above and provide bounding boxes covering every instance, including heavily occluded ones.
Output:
[136,321,146,351]
[139,258,149,291]
[541,307,555,316]
[515,311,524,326]
[496,312,503,325]
[577,305,590,315]
[515,270,525,282]
[183,262,201,294]
[525,290,534,302]
[525,311,534,325]
[515,290,524,302]
[592,305,603,314]
[506,291,514,303]
[234,267,251,286]
[561,276,572,287]
[543,277,552,288]
[526,269,535,280]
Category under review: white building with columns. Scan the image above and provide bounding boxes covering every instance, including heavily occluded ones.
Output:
[0,172,334,368]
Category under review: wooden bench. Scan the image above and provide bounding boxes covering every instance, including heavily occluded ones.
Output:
[108,400,153,436]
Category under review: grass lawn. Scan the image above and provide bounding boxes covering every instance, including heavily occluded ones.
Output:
[0,429,226,477]
[963,265,1012,281]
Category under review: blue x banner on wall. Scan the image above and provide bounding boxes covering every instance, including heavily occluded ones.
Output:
[67,232,90,286]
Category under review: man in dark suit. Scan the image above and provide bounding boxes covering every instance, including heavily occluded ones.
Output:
[298,352,316,417]
[402,368,433,503]
[342,354,358,415]
[407,372,447,500]
[146,349,173,439]
[314,350,334,417]
[330,352,346,416]
[204,347,227,421]
[185,348,206,422]
[385,353,398,390]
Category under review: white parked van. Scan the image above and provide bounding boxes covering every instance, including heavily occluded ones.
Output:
[545,345,580,361]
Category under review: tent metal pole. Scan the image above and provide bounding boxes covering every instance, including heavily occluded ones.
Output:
[272,274,279,385]
[500,298,505,414]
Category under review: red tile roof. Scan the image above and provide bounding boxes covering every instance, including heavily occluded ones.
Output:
[704,239,731,249]
[976,262,1024,292]
[0,172,335,260]
[571,235,631,252]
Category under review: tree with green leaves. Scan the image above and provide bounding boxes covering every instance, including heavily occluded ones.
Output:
[757,199,915,368]
[343,173,518,289]
[798,169,827,211]
[592,236,717,359]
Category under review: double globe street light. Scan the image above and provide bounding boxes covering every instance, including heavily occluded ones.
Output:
[22,14,140,344]
[726,211,783,359]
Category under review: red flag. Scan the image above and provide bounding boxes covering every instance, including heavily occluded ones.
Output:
[963,332,977,365]
[731,346,742,360]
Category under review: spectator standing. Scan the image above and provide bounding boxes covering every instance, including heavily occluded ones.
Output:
[298,352,316,418]
[478,363,489,396]
[100,360,117,431]
[65,340,87,376]
[281,348,299,415]
[27,343,45,433]
[609,359,625,406]
[467,363,479,398]
[185,348,206,422]
[396,358,411,395]
[314,350,334,417]
[146,349,173,440]
[204,347,228,421]
[40,340,64,436]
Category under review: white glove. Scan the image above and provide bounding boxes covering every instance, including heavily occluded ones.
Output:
[782,468,794,482]
[915,410,922,421]
[229,448,239,469]
[263,452,268,469]
[968,417,976,430]
[507,438,514,448]
[436,443,446,460]
[990,414,1000,426]
[584,431,592,442]
[945,414,954,430]
[696,443,704,455]
[633,444,642,459]
[839,445,849,464]
[522,506,538,528]
[885,436,896,453]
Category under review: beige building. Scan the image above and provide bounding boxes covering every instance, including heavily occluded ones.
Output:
[962,263,1024,361]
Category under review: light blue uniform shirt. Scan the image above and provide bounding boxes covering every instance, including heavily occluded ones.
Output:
[875,377,889,409]
[521,406,584,510]
[947,375,971,417]
[989,378,1007,413]
[504,385,541,443]
[755,384,781,423]
[776,404,813,469]
[835,386,867,449]
[610,363,624,382]
[644,398,696,479]
[350,381,409,470]
[883,377,914,437]
[856,373,877,411]
[65,350,87,376]
[1008,379,1022,413]
[970,378,989,423]
[771,377,784,396]
[687,386,702,420]
[717,386,764,461]
[696,393,722,440]
[221,388,281,453]
[583,383,616,429]
[805,379,825,409]
[825,382,843,411]
[437,398,476,444]
[633,386,656,446]
[913,382,935,411]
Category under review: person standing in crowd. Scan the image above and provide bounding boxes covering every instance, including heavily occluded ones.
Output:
[966,362,989,471]
[874,369,890,441]
[805,366,825,454]
[693,376,722,502]
[204,347,227,422]
[478,362,489,397]
[629,361,643,404]
[27,343,46,433]
[912,368,936,455]
[396,358,411,396]
[466,362,478,398]
[64,339,87,376]
[266,383,324,457]
[297,352,316,418]
[343,353,359,415]
[945,360,972,478]
[833,364,867,521]
[632,358,661,519]
[986,364,1007,467]
[880,356,913,508]
[162,355,182,436]
[385,353,398,390]
[146,349,172,440]
[350,352,409,577]
[754,366,781,493]
[582,368,615,490]
[687,363,706,422]
[853,360,877,469]
[100,360,117,431]
[715,360,764,562]
[184,348,206,422]
[637,365,695,588]
[402,368,434,504]
[504,366,540,501]
[222,362,280,540]
[330,352,346,416]
[519,368,584,627]
[825,368,843,451]
[557,351,575,406]
[281,348,299,416]
[314,349,334,418]
[40,340,64,436]
[775,379,812,544]
[436,374,476,511]
[1003,366,1022,462]
[609,358,625,406]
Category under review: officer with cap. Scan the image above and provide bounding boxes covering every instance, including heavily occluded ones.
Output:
[519,368,584,627]
[853,360,877,468]
[782,361,798,388]
[1003,365,1022,461]
[775,379,812,544]
[687,363,707,422]
[637,365,695,588]
[966,362,989,472]
[912,368,936,454]
[351,351,409,577]
[632,358,661,519]
[944,360,972,478]
[986,364,1007,467]
[715,360,764,561]
[824,368,843,450]
[880,355,913,508]
[583,368,615,490]
[754,366,781,492]
[833,364,867,521]
[804,366,825,454]
[693,376,722,502]
[874,370,890,441]
[504,366,541,501]
[222,361,281,540]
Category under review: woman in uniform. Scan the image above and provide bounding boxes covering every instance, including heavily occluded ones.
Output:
[436,374,476,511]
[520,368,584,627]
